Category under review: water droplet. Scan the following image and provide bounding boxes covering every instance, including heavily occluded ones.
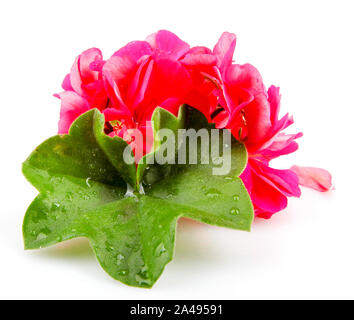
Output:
[117,270,128,276]
[204,188,221,197]
[86,177,91,188]
[36,233,47,241]
[36,227,51,240]
[224,176,233,181]
[230,208,240,215]
[233,195,239,201]
[134,265,151,285]
[54,202,60,208]
[116,253,125,265]
[155,243,167,257]
[135,274,151,286]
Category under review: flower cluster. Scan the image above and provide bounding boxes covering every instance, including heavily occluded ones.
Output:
[55,30,332,219]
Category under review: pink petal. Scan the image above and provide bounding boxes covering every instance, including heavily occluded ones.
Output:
[102,55,135,109]
[244,93,272,144]
[113,41,152,62]
[154,30,190,60]
[70,48,103,95]
[213,32,236,74]
[290,166,333,192]
[186,46,213,55]
[259,132,303,159]
[79,48,103,81]
[89,59,106,72]
[61,74,73,91]
[268,85,281,125]
[159,97,181,116]
[145,32,157,49]
[224,63,264,95]
[55,91,91,134]
[213,110,230,129]
[126,56,154,110]
[81,79,108,110]
[180,53,217,67]
[241,164,288,218]
[254,161,301,198]
[103,108,131,121]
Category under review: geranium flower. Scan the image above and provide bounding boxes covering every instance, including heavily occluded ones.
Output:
[54,30,332,218]
[211,32,332,218]
[55,48,107,134]
[56,30,218,159]
[102,30,218,154]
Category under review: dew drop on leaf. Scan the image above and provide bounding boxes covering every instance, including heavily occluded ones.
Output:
[135,265,151,286]
[155,243,167,257]
[36,227,51,241]
[54,202,60,208]
[205,188,221,197]
[36,232,48,241]
[117,270,128,276]
[116,253,125,265]
[86,177,92,188]
[230,208,240,215]
[135,274,151,286]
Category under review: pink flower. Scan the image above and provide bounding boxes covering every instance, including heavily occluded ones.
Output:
[55,48,107,134]
[238,87,303,219]
[102,30,217,136]
[211,32,332,218]
[54,30,332,217]
[56,30,218,159]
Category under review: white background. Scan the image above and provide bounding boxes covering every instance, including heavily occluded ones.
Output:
[0,0,353,299]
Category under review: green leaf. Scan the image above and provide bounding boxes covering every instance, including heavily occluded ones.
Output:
[22,109,136,191]
[23,107,253,288]
[137,106,185,187]
[139,106,252,229]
